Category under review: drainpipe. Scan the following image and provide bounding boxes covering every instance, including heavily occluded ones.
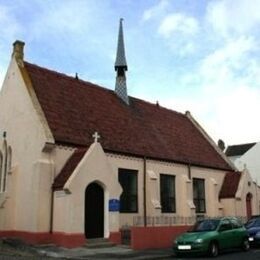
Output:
[188,164,191,180]
[143,157,147,227]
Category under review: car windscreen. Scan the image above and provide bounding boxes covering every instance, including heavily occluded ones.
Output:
[190,219,220,232]
[245,218,260,228]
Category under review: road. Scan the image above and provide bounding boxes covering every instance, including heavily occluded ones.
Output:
[172,248,260,260]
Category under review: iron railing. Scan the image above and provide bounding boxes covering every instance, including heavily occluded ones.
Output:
[131,215,248,226]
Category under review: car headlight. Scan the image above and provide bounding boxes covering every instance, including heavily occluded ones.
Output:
[173,239,178,245]
[195,238,203,243]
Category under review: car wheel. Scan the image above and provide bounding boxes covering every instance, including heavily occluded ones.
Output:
[208,241,219,257]
[241,237,250,251]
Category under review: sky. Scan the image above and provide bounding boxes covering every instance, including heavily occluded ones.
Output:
[0,0,259,147]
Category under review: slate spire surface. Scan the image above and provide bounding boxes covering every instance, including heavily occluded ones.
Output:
[115,18,129,105]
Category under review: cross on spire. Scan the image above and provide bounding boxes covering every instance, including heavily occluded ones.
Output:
[92,131,100,143]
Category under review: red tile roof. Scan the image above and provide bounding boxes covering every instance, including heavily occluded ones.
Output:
[25,61,232,171]
[53,148,86,190]
[219,171,241,199]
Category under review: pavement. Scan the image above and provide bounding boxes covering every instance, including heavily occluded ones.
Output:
[34,244,173,259]
[0,239,173,259]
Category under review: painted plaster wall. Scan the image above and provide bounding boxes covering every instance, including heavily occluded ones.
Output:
[0,58,53,232]
[221,170,260,218]
[52,146,74,178]
[191,167,226,217]
[220,199,236,216]
[107,153,226,227]
[107,154,144,228]
[52,145,227,237]
[53,143,122,238]
[235,170,260,217]
[234,142,260,184]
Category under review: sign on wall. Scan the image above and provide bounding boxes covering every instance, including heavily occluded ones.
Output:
[109,199,120,212]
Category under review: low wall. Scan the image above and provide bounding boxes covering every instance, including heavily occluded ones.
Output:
[0,227,190,249]
[0,231,52,244]
[0,231,121,248]
[131,225,191,250]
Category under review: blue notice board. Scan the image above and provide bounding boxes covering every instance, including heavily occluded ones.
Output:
[109,199,120,212]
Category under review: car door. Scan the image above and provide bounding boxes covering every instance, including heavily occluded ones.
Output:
[217,219,233,249]
[230,218,244,247]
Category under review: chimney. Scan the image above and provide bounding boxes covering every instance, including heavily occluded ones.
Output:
[218,139,225,151]
[12,40,25,65]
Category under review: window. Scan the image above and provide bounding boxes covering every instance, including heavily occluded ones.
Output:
[219,219,232,231]
[2,143,8,192]
[193,178,206,213]
[7,146,12,174]
[0,152,2,192]
[0,142,12,193]
[160,174,176,213]
[118,168,138,213]
[230,218,242,229]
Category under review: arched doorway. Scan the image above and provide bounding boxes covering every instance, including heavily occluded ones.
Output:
[246,193,253,220]
[85,182,104,238]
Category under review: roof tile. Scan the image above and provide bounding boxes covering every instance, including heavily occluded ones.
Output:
[219,171,241,199]
[25,61,232,171]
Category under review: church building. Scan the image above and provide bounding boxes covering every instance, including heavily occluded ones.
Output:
[0,20,259,249]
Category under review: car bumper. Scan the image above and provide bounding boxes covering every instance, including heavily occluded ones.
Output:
[173,243,208,255]
[249,236,260,246]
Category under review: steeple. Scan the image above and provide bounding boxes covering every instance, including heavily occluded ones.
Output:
[115,18,129,105]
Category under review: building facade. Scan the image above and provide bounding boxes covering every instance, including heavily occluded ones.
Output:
[0,21,259,249]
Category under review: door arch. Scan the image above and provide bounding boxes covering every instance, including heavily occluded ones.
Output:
[246,193,253,220]
[85,182,104,238]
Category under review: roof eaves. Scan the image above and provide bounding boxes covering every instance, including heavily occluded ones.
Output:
[185,111,235,171]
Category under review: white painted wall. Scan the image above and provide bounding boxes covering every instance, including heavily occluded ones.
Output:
[233,142,260,184]
[0,57,54,232]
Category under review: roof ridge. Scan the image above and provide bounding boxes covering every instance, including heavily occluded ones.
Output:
[25,61,186,117]
[228,142,256,147]
[130,96,186,117]
[24,61,115,94]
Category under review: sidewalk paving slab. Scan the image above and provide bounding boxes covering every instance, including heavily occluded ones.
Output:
[34,244,173,259]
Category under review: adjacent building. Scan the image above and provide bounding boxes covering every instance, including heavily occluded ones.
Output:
[226,142,260,184]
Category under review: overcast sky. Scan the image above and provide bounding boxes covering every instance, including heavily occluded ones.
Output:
[0,0,259,147]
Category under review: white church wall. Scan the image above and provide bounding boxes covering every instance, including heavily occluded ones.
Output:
[107,154,144,228]
[107,153,226,227]
[0,58,53,232]
[53,142,122,237]
[235,169,260,217]
[234,142,260,184]
[52,145,75,178]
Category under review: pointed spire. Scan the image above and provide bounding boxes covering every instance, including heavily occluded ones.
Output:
[115,18,127,70]
[114,18,129,105]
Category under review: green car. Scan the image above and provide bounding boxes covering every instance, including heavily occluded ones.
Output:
[173,217,249,257]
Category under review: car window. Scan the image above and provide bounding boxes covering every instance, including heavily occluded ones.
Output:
[230,218,242,229]
[219,219,232,231]
[246,218,260,228]
[191,219,220,232]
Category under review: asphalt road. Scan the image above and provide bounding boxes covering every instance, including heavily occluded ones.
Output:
[172,248,260,260]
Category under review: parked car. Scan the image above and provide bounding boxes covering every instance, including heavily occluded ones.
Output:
[245,216,260,246]
[173,217,249,257]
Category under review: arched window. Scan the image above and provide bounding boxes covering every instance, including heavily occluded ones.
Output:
[7,146,12,174]
[0,151,2,191]
[0,141,12,193]
[2,141,7,192]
